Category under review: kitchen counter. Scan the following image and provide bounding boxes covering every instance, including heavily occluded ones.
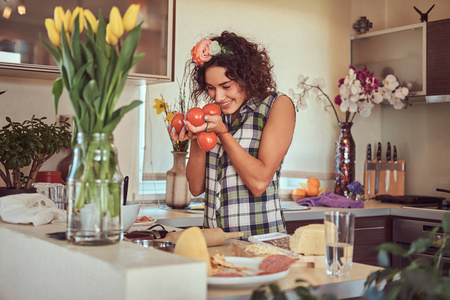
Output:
[1,200,448,300]
[140,200,448,228]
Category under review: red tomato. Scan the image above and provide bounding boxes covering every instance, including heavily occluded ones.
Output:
[170,113,184,132]
[197,132,217,152]
[185,107,205,127]
[202,103,221,116]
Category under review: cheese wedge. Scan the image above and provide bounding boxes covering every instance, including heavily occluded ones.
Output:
[289,224,325,255]
[173,227,213,276]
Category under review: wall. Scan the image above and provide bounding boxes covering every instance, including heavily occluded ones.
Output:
[351,0,450,197]
[146,0,354,181]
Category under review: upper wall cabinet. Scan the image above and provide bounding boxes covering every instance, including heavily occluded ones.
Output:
[351,19,450,103]
[0,0,175,84]
[351,23,426,98]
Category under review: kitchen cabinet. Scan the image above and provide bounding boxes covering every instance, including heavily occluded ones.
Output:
[426,18,450,102]
[286,216,393,266]
[351,18,450,103]
[0,0,175,84]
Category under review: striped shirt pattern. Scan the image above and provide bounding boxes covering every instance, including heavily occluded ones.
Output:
[203,92,286,239]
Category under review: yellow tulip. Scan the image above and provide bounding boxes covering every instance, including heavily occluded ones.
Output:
[105,24,118,45]
[53,6,65,32]
[45,18,60,46]
[65,32,71,47]
[123,4,140,31]
[109,6,124,38]
[63,9,72,33]
[70,6,84,33]
[83,9,98,33]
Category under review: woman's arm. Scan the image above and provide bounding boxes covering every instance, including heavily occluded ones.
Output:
[219,95,295,196]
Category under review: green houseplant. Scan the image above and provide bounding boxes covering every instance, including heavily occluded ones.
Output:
[0,115,71,191]
[364,213,450,300]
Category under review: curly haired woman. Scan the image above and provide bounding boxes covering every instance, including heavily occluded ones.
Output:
[170,31,295,239]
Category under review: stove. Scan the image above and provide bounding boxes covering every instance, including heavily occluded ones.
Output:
[402,201,450,211]
[375,194,448,211]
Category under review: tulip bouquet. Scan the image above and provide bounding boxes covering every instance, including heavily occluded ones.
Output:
[40,4,143,241]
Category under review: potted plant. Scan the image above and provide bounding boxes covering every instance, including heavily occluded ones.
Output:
[0,115,71,195]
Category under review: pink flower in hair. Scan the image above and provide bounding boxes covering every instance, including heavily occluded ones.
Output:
[191,39,212,66]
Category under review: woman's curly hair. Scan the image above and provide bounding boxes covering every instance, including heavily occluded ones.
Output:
[187,31,277,105]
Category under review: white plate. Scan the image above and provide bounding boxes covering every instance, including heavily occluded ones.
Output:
[133,216,157,226]
[207,257,290,288]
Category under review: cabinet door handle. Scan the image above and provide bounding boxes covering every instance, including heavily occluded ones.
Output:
[355,226,385,231]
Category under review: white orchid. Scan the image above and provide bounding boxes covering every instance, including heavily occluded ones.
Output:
[383,74,399,91]
[358,100,375,117]
[340,98,358,113]
[290,67,409,124]
[297,74,309,89]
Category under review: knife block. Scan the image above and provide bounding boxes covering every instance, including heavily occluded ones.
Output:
[364,159,405,198]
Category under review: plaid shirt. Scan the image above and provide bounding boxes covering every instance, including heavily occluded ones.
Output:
[203,92,286,239]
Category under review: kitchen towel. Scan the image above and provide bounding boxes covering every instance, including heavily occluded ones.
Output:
[0,193,66,226]
[296,191,364,208]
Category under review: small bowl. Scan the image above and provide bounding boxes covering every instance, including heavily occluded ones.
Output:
[131,240,175,253]
[122,204,140,232]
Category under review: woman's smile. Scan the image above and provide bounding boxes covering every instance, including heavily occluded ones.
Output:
[205,66,246,115]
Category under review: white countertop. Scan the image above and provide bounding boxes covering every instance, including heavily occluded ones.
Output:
[0,199,447,300]
[140,200,447,228]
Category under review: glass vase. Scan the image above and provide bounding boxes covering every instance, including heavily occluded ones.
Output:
[165,151,191,209]
[334,122,355,197]
[67,133,123,245]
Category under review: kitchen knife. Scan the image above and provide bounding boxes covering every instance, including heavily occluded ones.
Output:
[375,142,381,194]
[385,142,391,194]
[366,144,371,196]
[393,146,398,183]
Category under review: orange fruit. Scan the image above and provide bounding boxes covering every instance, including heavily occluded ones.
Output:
[306,184,319,196]
[307,177,320,188]
[292,188,307,200]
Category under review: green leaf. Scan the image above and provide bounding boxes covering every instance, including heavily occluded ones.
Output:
[442,213,450,234]
[131,53,145,68]
[80,43,95,79]
[376,242,408,256]
[377,250,390,267]
[82,80,99,103]
[102,100,142,134]
[407,237,432,256]
[39,33,61,67]
[70,16,83,70]
[52,77,64,114]
[107,23,142,100]
[60,28,75,88]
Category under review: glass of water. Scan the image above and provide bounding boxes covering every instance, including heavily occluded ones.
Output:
[324,211,355,278]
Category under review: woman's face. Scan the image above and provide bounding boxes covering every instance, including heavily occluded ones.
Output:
[205,66,246,115]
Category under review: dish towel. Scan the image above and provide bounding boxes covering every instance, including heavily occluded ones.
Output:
[296,191,364,208]
[0,193,66,226]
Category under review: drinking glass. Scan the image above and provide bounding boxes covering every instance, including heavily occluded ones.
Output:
[324,211,355,277]
[49,185,67,210]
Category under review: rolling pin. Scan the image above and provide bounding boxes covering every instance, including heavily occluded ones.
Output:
[161,228,244,246]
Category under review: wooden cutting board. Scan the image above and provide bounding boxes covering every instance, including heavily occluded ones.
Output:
[232,240,326,268]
